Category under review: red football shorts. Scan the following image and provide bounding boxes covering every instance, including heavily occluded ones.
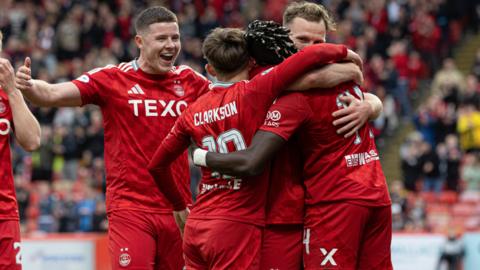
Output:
[107,210,183,270]
[0,220,22,270]
[183,218,262,270]
[260,224,303,270]
[303,203,392,270]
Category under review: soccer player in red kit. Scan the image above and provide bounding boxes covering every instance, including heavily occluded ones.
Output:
[194,3,392,269]
[14,7,212,270]
[0,30,41,270]
[148,26,358,269]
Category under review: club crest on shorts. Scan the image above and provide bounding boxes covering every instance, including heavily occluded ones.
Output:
[119,248,131,267]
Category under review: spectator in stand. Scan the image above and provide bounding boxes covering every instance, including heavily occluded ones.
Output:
[389,40,411,119]
[414,101,438,147]
[390,180,408,231]
[431,58,466,99]
[410,8,441,71]
[400,132,424,191]
[460,74,480,109]
[472,48,480,80]
[420,141,443,193]
[457,103,480,153]
[444,134,462,191]
[405,197,426,232]
[31,126,54,182]
[371,85,398,139]
[461,153,480,191]
[408,51,427,93]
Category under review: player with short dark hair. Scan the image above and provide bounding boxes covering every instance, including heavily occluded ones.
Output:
[15,6,212,270]
[147,24,357,269]
[0,30,41,270]
[134,6,178,32]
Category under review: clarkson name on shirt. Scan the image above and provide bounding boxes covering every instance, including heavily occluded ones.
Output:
[194,101,238,126]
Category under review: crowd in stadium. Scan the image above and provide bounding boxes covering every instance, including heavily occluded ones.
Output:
[0,0,478,235]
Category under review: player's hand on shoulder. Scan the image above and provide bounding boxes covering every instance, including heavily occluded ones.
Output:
[332,95,371,138]
[347,62,364,85]
[344,49,363,71]
[173,208,189,237]
[0,58,15,94]
[15,57,33,92]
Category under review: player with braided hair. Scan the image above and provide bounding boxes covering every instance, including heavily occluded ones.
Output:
[245,20,297,66]
[148,23,364,269]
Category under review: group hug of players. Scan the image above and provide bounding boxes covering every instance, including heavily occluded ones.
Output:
[0,2,392,270]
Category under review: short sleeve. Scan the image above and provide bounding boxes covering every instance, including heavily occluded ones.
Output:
[260,93,312,141]
[72,67,112,106]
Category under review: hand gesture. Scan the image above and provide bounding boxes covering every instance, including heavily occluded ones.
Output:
[0,58,15,94]
[15,57,33,92]
[344,49,363,71]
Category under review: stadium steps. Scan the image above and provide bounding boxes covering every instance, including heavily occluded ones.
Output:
[380,127,411,183]
[380,32,480,184]
[378,80,429,184]
[455,32,480,75]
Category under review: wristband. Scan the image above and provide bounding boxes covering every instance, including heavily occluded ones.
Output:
[193,149,208,167]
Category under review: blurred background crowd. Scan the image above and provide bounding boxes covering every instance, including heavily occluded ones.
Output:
[0,0,479,237]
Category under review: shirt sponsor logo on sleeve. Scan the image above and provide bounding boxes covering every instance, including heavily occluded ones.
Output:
[263,110,281,127]
[76,75,90,83]
[344,150,380,167]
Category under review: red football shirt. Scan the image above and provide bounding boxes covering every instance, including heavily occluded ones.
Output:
[261,82,391,210]
[0,90,18,220]
[72,61,211,213]
[253,65,306,225]
[260,93,311,224]
[148,43,349,225]
[300,82,391,207]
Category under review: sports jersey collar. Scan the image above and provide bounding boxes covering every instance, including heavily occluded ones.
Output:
[212,81,234,88]
[133,59,171,80]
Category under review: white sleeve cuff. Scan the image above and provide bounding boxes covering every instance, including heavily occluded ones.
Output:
[193,149,208,167]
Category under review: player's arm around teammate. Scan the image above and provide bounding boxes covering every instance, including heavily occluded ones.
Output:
[290,62,363,90]
[193,92,382,177]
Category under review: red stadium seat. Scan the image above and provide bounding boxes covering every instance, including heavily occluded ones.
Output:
[452,203,475,217]
[438,191,458,204]
[420,192,437,203]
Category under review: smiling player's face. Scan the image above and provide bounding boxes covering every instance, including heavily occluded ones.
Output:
[137,22,181,74]
[287,17,326,51]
